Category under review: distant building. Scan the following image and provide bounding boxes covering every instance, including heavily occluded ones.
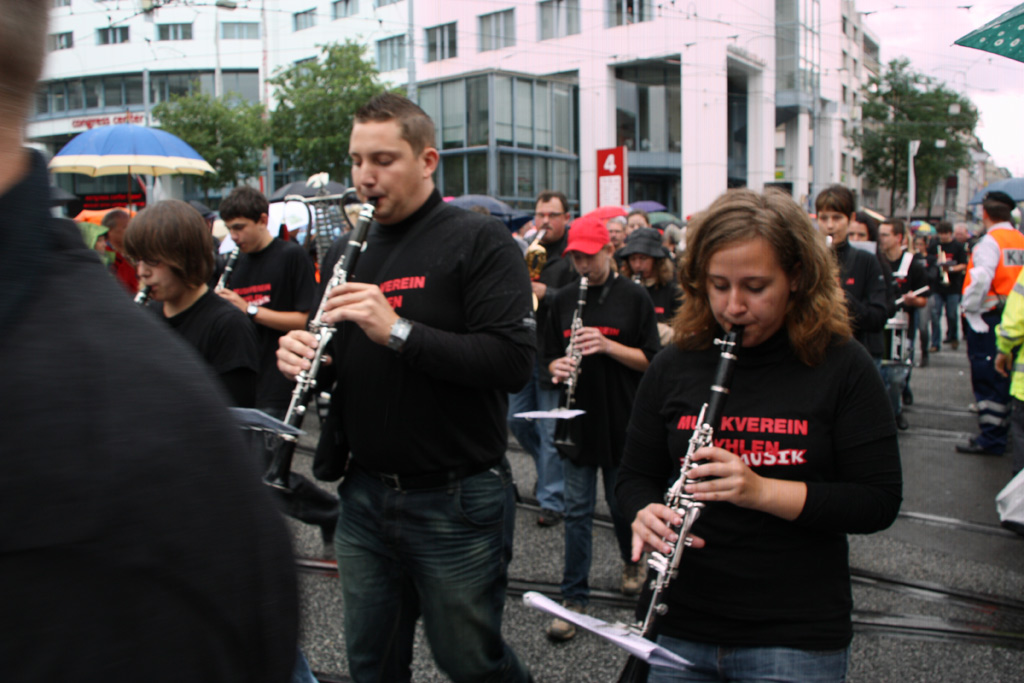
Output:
[30,0,885,217]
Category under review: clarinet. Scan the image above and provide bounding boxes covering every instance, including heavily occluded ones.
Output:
[133,285,151,306]
[634,325,744,638]
[216,247,240,290]
[552,277,588,454]
[263,195,377,491]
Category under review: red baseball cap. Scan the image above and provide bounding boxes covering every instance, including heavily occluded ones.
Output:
[563,215,610,256]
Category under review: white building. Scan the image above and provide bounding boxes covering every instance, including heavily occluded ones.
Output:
[31,0,875,217]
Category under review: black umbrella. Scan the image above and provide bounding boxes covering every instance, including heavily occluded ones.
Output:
[189,199,215,217]
[269,179,347,201]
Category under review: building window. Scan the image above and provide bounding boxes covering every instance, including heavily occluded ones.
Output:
[157,23,192,41]
[333,0,358,18]
[293,8,316,31]
[376,0,400,6]
[221,22,260,40]
[608,0,651,27]
[377,35,405,71]
[52,0,70,7]
[97,26,129,45]
[479,9,514,51]
[47,31,74,51]
[426,22,457,62]
[539,0,579,40]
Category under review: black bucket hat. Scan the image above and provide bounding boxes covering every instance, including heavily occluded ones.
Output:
[618,227,670,259]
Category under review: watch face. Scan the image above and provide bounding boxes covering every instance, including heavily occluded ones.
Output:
[247,304,258,317]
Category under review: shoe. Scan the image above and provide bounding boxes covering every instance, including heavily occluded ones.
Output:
[621,562,645,596]
[546,601,585,641]
[951,340,959,350]
[919,354,929,368]
[537,509,563,527]
[903,387,914,405]
[955,442,1003,456]
[928,345,940,353]
[896,413,909,431]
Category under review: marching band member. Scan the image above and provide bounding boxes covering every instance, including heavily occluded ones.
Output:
[125,200,260,407]
[617,189,902,682]
[620,226,683,346]
[542,215,660,640]
[277,94,534,683]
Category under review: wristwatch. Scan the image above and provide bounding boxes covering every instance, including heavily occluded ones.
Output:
[246,303,259,319]
[388,317,413,352]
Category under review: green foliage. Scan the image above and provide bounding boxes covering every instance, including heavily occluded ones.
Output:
[268,41,395,183]
[853,58,978,215]
[152,92,269,196]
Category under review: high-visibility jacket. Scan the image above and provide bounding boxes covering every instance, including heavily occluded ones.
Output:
[996,270,1024,401]
[964,225,1024,312]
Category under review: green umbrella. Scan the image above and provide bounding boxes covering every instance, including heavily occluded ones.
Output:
[648,211,682,225]
[954,3,1024,63]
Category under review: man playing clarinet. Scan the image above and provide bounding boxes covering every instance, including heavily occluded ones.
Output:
[277,93,535,683]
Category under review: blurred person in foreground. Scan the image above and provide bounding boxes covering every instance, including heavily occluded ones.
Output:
[617,189,902,682]
[0,3,298,680]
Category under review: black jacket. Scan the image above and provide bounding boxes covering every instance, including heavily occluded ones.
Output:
[835,240,890,358]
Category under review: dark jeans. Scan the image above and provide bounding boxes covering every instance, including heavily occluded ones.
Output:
[507,362,564,513]
[335,464,530,683]
[931,292,962,343]
[561,459,634,605]
[965,312,1011,453]
[649,636,849,682]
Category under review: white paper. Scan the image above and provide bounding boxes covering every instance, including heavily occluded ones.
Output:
[512,409,586,420]
[228,407,305,437]
[522,592,692,671]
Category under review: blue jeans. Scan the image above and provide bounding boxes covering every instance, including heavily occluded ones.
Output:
[649,636,849,682]
[561,459,634,604]
[335,464,530,683]
[931,292,962,343]
[508,362,564,513]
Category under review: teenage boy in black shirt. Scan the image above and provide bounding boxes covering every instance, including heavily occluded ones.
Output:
[125,200,260,407]
[0,6,298,678]
[277,93,534,683]
[816,185,890,361]
[542,215,660,640]
[217,185,317,414]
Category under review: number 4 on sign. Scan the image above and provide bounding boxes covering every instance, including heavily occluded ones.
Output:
[603,153,617,174]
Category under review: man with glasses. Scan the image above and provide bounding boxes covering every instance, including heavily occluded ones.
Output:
[509,190,577,526]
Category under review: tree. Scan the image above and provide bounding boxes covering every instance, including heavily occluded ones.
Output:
[268,41,394,184]
[152,93,269,198]
[853,58,978,216]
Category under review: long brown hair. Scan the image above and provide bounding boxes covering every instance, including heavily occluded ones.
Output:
[673,189,851,366]
[124,200,215,287]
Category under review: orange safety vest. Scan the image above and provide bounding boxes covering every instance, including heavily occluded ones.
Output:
[964,226,1024,309]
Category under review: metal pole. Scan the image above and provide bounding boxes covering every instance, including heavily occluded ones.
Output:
[406,0,416,103]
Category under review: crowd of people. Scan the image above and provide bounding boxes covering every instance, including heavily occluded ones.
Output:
[6,5,1022,682]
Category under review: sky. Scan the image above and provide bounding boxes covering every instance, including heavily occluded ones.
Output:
[857,0,1024,177]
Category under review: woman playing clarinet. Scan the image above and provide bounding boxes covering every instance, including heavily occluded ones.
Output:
[616,189,902,682]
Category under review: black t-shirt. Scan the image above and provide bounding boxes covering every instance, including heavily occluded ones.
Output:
[835,240,889,358]
[319,192,536,477]
[542,274,661,467]
[886,249,928,301]
[162,289,261,407]
[0,152,298,682]
[927,239,968,295]
[227,238,316,410]
[647,281,682,324]
[616,330,902,650]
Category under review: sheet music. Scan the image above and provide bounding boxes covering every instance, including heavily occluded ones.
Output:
[229,407,305,437]
[522,592,691,671]
[512,408,586,420]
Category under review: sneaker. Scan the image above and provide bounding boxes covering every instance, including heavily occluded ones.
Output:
[928,345,940,353]
[621,562,645,596]
[951,340,959,350]
[546,600,585,641]
[537,509,563,527]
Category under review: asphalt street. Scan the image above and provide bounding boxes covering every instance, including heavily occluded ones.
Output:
[286,337,1024,682]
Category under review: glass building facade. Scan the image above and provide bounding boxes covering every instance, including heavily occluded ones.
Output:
[417,71,579,210]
